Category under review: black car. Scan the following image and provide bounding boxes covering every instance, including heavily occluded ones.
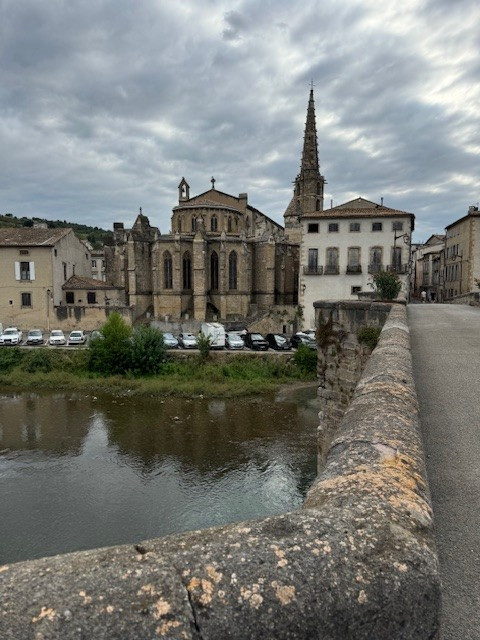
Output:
[265,333,291,350]
[244,332,269,351]
[290,333,316,350]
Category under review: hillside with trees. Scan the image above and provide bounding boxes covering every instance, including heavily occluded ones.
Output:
[0,213,112,249]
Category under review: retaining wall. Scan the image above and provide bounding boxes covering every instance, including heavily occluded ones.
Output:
[0,304,441,639]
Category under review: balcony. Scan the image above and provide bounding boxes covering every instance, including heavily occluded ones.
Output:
[387,264,408,274]
[303,265,323,275]
[368,263,384,274]
[324,264,339,275]
[346,265,362,274]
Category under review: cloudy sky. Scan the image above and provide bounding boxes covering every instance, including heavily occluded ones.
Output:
[1,0,479,241]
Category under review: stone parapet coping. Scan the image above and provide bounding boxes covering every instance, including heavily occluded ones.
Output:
[0,304,440,639]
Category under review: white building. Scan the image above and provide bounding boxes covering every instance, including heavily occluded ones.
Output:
[299,198,414,328]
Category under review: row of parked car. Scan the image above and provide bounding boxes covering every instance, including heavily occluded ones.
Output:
[0,327,88,346]
[163,330,317,351]
[0,325,317,351]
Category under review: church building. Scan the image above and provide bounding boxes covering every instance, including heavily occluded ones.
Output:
[104,178,299,324]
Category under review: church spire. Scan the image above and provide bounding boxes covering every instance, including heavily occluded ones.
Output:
[300,88,319,175]
[283,88,326,240]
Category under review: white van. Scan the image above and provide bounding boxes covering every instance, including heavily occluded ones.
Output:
[200,322,226,349]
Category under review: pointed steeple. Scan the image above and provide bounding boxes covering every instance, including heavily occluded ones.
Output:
[300,89,319,175]
[284,88,326,241]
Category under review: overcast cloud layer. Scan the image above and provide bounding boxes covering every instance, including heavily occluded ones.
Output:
[1,0,479,241]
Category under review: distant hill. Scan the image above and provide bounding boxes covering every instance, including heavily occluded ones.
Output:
[0,214,112,249]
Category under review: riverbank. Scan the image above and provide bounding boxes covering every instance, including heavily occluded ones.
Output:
[0,349,316,398]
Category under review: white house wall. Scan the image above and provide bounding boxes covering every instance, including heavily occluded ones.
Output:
[300,216,411,328]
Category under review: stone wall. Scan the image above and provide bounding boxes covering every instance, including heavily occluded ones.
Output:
[445,291,480,305]
[53,305,133,331]
[0,303,440,639]
[314,300,394,459]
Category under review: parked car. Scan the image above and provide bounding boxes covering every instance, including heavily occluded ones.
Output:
[290,333,316,350]
[0,327,23,345]
[26,329,44,345]
[225,332,245,350]
[177,332,197,349]
[89,330,103,343]
[244,332,269,351]
[48,329,66,345]
[266,333,291,351]
[162,332,179,349]
[67,330,87,346]
[200,322,226,349]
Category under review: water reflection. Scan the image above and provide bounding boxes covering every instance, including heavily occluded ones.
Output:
[0,387,319,564]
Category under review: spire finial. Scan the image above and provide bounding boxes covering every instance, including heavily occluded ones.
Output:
[139,207,142,215]
[310,79,315,91]
[211,176,216,189]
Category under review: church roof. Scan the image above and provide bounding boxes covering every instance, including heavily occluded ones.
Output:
[304,197,414,220]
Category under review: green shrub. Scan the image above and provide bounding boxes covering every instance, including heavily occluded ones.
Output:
[293,343,317,375]
[371,270,402,300]
[22,350,52,373]
[0,347,24,372]
[88,312,132,375]
[196,332,212,362]
[131,326,166,375]
[357,326,381,351]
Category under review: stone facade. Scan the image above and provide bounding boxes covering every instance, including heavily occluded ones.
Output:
[105,185,299,325]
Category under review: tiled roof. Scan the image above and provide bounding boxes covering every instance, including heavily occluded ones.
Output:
[0,227,72,246]
[173,200,243,214]
[62,275,118,290]
[303,197,414,219]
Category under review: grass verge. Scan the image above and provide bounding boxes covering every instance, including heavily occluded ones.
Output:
[0,351,316,398]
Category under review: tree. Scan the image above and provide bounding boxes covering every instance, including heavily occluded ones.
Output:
[130,326,166,375]
[370,270,402,300]
[88,312,132,375]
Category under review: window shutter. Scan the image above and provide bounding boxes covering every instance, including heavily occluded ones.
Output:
[14,262,20,280]
[29,261,35,280]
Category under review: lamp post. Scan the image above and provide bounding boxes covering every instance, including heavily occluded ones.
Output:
[393,231,410,273]
[46,289,51,332]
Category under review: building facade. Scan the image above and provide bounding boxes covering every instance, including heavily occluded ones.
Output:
[0,228,91,329]
[105,185,299,324]
[444,206,480,299]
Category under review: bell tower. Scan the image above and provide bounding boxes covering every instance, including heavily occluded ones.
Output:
[178,177,190,203]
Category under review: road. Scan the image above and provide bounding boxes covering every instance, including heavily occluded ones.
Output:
[408,304,480,640]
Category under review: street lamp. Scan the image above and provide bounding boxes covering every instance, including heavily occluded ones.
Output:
[393,231,409,272]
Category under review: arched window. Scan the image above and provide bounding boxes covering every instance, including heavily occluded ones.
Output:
[164,251,173,289]
[191,217,196,232]
[211,215,218,232]
[227,216,232,232]
[317,183,321,195]
[182,252,192,290]
[316,199,320,211]
[178,217,182,233]
[296,183,300,196]
[210,251,219,290]
[229,251,238,290]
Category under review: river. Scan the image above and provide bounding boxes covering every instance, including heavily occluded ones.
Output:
[0,385,319,565]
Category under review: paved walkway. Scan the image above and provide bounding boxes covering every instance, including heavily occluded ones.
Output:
[408,304,480,640]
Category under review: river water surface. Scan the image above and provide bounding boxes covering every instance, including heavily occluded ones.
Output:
[0,386,319,565]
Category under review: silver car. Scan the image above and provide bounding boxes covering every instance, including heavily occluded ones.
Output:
[225,332,245,350]
[177,332,197,349]
[162,332,179,349]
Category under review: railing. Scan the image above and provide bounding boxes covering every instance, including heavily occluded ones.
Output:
[387,264,408,274]
[368,263,384,274]
[346,265,362,274]
[324,264,339,275]
[303,265,323,275]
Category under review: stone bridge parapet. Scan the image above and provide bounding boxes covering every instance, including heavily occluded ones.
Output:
[0,304,440,639]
